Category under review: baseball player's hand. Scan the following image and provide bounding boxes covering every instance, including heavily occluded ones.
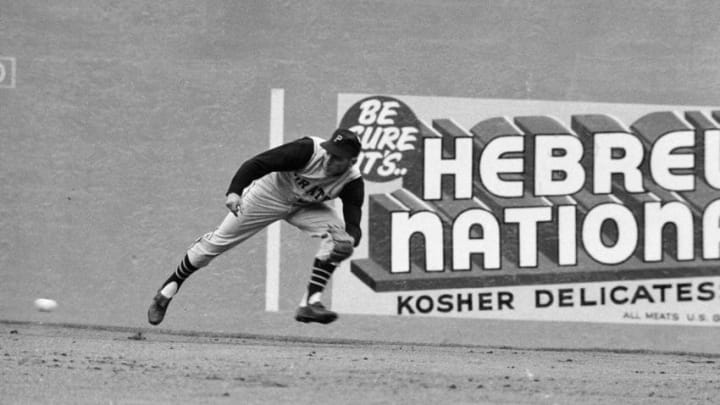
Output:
[225,193,242,216]
[327,226,355,262]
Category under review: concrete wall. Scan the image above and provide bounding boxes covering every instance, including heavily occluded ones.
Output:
[2,0,720,352]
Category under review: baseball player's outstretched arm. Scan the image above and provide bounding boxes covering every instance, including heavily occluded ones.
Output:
[338,178,364,246]
[226,137,314,196]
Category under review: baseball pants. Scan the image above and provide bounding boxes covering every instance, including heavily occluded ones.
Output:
[185,185,344,269]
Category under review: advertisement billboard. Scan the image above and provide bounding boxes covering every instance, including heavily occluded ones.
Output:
[332,93,720,326]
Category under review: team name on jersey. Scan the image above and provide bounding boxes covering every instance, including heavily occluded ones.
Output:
[292,173,329,201]
[283,137,361,203]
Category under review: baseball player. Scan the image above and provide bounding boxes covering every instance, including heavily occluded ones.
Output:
[148,128,364,325]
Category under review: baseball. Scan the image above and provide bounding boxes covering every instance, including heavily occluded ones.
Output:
[34,298,58,312]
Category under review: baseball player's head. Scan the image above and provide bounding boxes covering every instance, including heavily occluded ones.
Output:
[321,129,361,176]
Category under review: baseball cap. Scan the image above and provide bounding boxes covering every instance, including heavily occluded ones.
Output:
[321,128,361,158]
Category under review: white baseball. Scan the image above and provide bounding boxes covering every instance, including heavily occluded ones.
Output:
[34,298,58,312]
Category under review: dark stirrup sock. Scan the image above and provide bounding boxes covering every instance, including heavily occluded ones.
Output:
[159,254,198,298]
[305,258,337,304]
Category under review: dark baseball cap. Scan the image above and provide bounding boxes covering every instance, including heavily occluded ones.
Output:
[321,128,361,158]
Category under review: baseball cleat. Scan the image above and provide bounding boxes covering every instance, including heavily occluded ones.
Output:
[147,292,172,325]
[295,302,338,324]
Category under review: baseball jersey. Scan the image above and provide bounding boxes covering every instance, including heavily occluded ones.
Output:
[226,136,365,243]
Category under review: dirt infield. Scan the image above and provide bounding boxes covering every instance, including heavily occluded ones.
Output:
[3,2,720,403]
[2,321,718,405]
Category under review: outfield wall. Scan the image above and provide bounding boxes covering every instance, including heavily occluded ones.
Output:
[2,0,720,353]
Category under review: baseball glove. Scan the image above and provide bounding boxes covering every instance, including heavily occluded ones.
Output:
[328,227,355,263]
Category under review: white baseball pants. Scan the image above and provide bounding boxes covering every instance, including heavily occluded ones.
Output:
[185,183,343,269]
